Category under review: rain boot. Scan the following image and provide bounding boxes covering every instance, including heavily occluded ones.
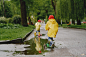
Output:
[34,32,36,36]
[38,32,40,36]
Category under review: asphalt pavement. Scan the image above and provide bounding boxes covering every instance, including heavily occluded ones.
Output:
[25,23,86,57]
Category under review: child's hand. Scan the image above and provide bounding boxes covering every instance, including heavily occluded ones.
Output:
[54,35,56,38]
[48,27,50,30]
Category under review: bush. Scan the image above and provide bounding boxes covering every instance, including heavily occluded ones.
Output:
[0,23,23,29]
[12,15,21,24]
[8,18,13,23]
[0,17,7,23]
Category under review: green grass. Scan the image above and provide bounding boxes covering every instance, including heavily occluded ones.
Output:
[0,23,35,40]
[59,23,86,29]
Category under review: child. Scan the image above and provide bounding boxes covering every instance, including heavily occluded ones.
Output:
[34,20,41,41]
[45,15,58,47]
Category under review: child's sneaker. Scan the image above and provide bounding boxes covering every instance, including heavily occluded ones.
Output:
[46,43,54,48]
[38,34,42,37]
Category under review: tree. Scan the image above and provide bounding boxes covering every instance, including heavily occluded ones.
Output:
[70,0,75,24]
[56,0,61,24]
[56,0,70,24]
[51,0,56,14]
[74,0,84,25]
[25,0,54,22]
[0,0,13,17]
[84,0,86,19]
[0,0,5,17]
[0,0,3,16]
[11,0,21,15]
[20,0,28,26]
[11,0,28,26]
[56,0,84,25]
[51,0,67,24]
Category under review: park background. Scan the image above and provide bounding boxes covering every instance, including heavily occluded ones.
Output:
[0,0,86,40]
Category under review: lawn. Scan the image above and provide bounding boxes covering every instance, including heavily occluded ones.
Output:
[0,23,35,40]
[59,23,86,29]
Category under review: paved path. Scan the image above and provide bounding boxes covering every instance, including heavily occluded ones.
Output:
[24,23,86,57]
[0,23,86,57]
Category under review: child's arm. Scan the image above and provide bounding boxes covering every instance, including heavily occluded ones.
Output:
[40,23,41,27]
[45,23,49,30]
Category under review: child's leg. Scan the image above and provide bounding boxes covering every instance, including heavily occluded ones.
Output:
[38,30,40,36]
[38,30,40,42]
[34,32,36,36]
[38,32,40,36]
[48,37,54,46]
[34,31,37,36]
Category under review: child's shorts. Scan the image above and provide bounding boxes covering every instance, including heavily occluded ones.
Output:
[36,30,40,33]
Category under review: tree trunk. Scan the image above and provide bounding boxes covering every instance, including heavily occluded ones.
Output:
[51,0,55,12]
[56,19,60,24]
[37,12,40,21]
[72,20,75,25]
[51,0,60,24]
[20,0,28,26]
[65,20,68,24]
[28,16,31,25]
[51,0,56,15]
[77,18,81,25]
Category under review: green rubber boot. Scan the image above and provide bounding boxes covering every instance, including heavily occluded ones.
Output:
[46,43,52,48]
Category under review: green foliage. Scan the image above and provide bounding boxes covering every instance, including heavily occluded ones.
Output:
[4,1,13,18]
[11,0,21,15]
[56,0,85,25]
[0,17,13,24]
[0,0,3,17]
[0,0,85,25]
[0,0,21,17]
[0,0,55,24]
[56,0,70,23]
[0,17,7,23]
[74,0,84,20]
[8,18,13,23]
[12,15,21,24]
[25,0,55,20]
[0,23,22,29]
[84,17,86,21]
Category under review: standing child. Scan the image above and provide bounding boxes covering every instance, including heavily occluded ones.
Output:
[45,15,58,47]
[34,20,41,41]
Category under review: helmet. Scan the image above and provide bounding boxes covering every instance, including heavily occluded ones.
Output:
[38,20,41,22]
[48,15,54,19]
